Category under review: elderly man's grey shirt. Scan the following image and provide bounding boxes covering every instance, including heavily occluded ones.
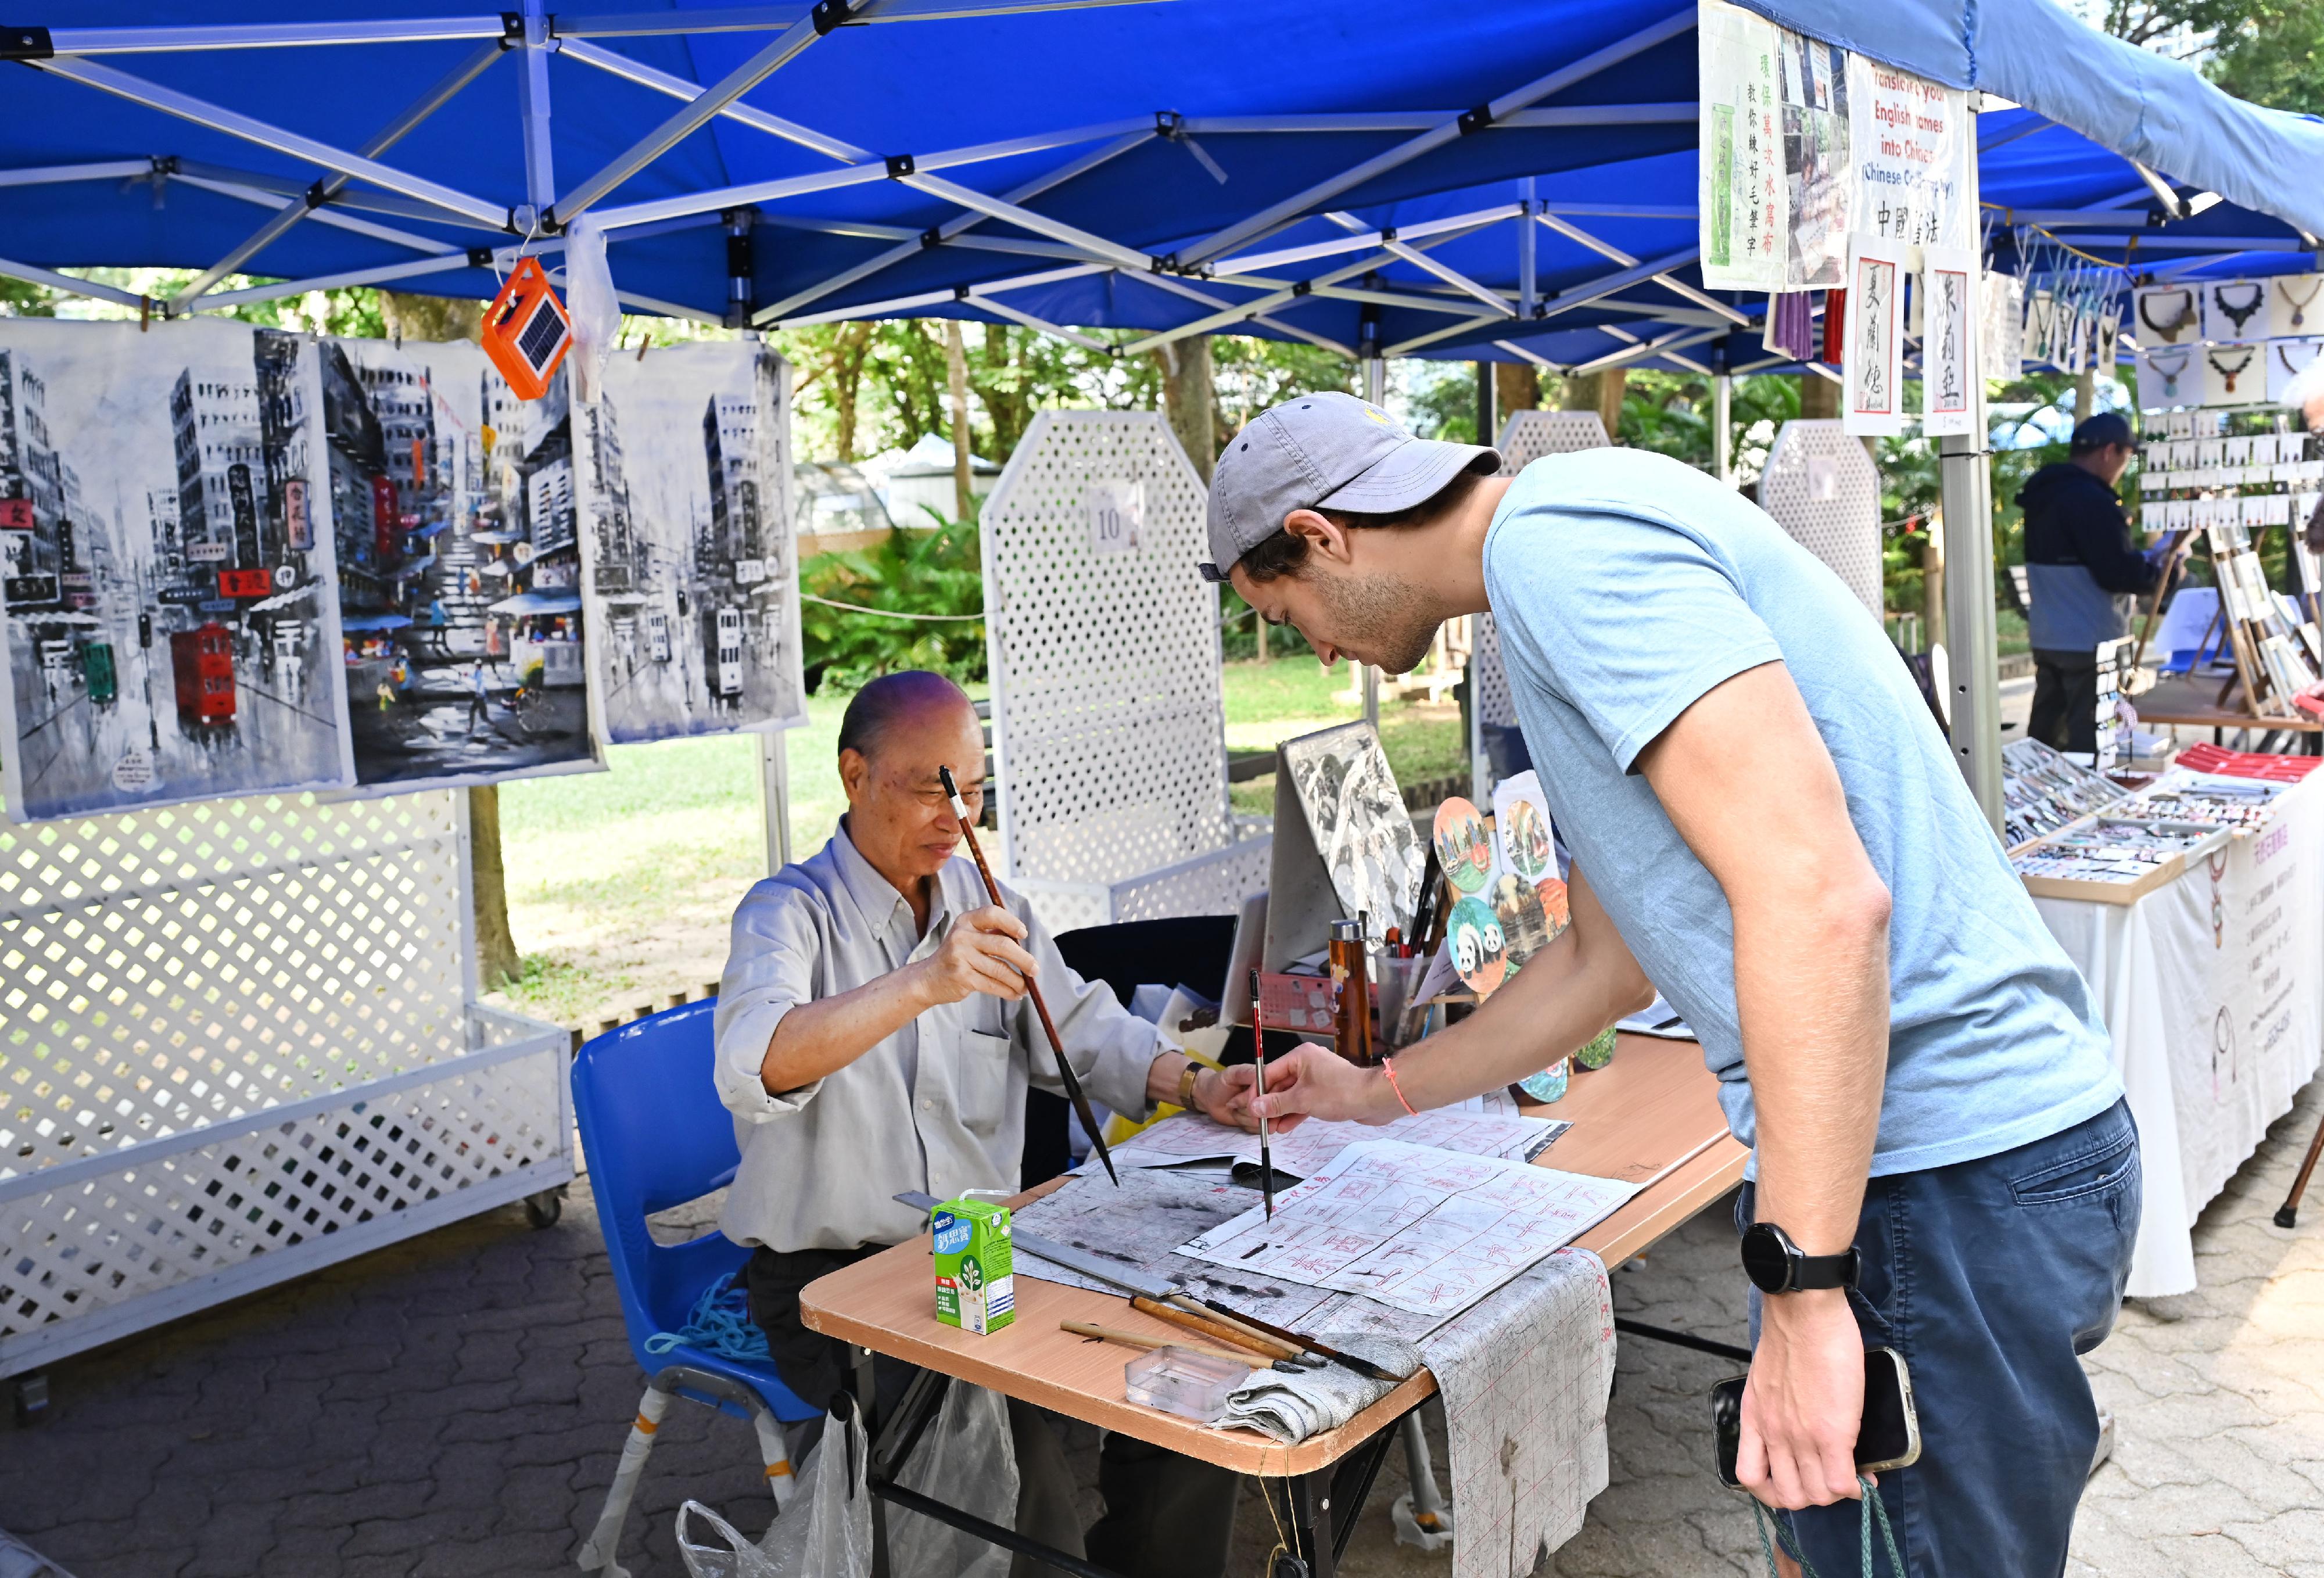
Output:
[713,820,1164,1253]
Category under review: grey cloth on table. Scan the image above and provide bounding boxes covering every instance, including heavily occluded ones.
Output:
[712,817,1167,1254]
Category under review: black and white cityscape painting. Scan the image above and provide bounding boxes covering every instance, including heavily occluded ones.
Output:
[0,319,354,821]
[324,338,598,790]
[1280,720,1423,938]
[578,340,804,743]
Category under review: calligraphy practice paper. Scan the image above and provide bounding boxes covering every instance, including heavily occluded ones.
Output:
[1106,1104,1567,1177]
[1178,1140,1639,1319]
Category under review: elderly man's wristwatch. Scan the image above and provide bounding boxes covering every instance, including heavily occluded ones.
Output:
[1176,1061,1203,1110]
[1740,1222,1860,1295]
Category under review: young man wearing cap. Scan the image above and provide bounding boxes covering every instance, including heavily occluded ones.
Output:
[1213,392,2137,1576]
[2016,412,2161,754]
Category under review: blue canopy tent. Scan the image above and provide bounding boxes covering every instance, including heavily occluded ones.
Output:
[3,0,2316,816]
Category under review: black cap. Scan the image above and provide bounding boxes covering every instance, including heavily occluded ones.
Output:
[2070,413,2138,451]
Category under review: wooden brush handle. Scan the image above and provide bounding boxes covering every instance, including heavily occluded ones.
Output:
[1167,1295,1304,1358]
[1060,1321,1250,1364]
[1131,1296,1290,1359]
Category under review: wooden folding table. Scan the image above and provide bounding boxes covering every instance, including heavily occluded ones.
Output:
[801,1032,1749,1578]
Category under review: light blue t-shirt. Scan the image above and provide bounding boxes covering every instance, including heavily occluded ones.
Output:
[1485,449,2122,1177]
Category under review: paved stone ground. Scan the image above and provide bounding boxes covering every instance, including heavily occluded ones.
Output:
[5,1073,2321,1577]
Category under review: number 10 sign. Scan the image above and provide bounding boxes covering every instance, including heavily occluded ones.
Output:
[1085,478,1144,556]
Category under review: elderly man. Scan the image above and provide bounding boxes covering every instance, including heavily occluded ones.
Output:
[715,669,1252,1578]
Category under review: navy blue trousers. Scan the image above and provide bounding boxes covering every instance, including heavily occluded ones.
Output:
[1739,1098,2140,1577]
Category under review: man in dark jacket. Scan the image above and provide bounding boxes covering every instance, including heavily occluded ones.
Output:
[2018,413,2160,752]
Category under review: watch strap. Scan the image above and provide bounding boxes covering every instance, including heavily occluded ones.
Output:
[1175,1060,1202,1110]
[1791,1247,1861,1292]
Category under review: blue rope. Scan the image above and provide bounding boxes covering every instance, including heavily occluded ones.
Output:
[644,1271,771,1362]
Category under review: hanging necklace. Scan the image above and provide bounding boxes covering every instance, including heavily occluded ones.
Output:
[2212,281,2265,336]
[2277,275,2323,329]
[2149,347,2194,402]
[2138,288,2194,342]
[2208,346,2257,395]
[2278,341,2319,378]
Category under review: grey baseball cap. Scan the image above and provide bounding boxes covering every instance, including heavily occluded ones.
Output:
[1198,391,1498,582]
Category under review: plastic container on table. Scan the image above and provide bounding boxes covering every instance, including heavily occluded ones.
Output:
[1124,1346,1251,1422]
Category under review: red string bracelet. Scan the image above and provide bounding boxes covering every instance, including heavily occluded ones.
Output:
[1382,1057,1419,1117]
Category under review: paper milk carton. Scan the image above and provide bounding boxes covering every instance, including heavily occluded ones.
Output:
[931,1196,1015,1335]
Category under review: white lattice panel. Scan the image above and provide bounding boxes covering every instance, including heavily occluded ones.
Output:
[1,791,569,1377]
[1476,411,1614,729]
[1110,835,1273,924]
[982,412,1232,895]
[1757,420,1884,619]
[1497,409,1611,471]
[1013,835,1274,938]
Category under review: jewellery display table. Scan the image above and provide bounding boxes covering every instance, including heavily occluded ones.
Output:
[2031,771,2324,1295]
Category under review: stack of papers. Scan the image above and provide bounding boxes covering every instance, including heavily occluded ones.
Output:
[1106,1103,1566,1179]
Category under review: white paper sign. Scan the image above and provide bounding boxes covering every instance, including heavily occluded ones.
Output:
[1085,478,1143,556]
[2266,338,2322,405]
[1845,56,1972,253]
[1920,243,1979,437]
[2133,284,2200,348]
[2138,345,2198,410]
[2269,273,2324,338]
[1698,0,1786,292]
[2201,278,2269,345]
[1981,271,2024,382]
[2203,344,2263,408]
[1843,232,1907,437]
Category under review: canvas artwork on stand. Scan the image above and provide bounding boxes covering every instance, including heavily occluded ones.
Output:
[0,318,354,821]
[577,340,805,743]
[324,337,598,789]
[1277,720,1423,940]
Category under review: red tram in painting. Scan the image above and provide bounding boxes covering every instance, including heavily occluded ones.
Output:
[170,622,236,726]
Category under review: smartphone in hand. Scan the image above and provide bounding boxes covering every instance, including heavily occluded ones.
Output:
[1711,1346,1921,1490]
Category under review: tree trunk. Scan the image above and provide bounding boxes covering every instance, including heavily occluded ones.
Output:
[380,292,483,344]
[831,322,870,461]
[945,320,973,521]
[385,291,518,989]
[1595,369,1627,439]
[2074,364,2096,426]
[467,779,522,987]
[1799,372,1841,420]
[1494,363,1541,424]
[1559,370,1626,437]
[1156,338,1220,482]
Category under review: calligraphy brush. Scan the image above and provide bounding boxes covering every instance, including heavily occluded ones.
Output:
[1249,966,1274,1220]
[938,764,1118,1185]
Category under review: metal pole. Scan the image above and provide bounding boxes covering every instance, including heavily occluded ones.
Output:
[1364,353,1386,729]
[517,0,555,228]
[1713,371,1733,486]
[1940,101,2003,831]
[1517,177,1537,318]
[760,731,793,873]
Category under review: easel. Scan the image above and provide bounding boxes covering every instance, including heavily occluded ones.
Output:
[2131,524,2320,725]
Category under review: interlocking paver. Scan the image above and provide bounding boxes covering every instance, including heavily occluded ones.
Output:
[3,1074,2320,1576]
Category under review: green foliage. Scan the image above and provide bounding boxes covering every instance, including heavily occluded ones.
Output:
[0,277,54,318]
[799,517,987,693]
[2101,2,2324,114]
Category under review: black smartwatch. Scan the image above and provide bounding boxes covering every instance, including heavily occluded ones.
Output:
[1740,1222,1860,1295]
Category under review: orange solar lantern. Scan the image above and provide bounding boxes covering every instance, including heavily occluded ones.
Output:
[482,256,572,401]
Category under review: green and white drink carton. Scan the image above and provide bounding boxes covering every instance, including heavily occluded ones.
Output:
[932,1196,1015,1335]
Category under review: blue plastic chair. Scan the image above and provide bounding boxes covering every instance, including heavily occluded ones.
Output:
[571,1000,819,1577]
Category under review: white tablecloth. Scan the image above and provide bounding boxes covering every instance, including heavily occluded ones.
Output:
[2032,773,2324,1296]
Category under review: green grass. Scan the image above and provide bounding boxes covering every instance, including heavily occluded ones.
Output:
[492,662,1454,1027]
